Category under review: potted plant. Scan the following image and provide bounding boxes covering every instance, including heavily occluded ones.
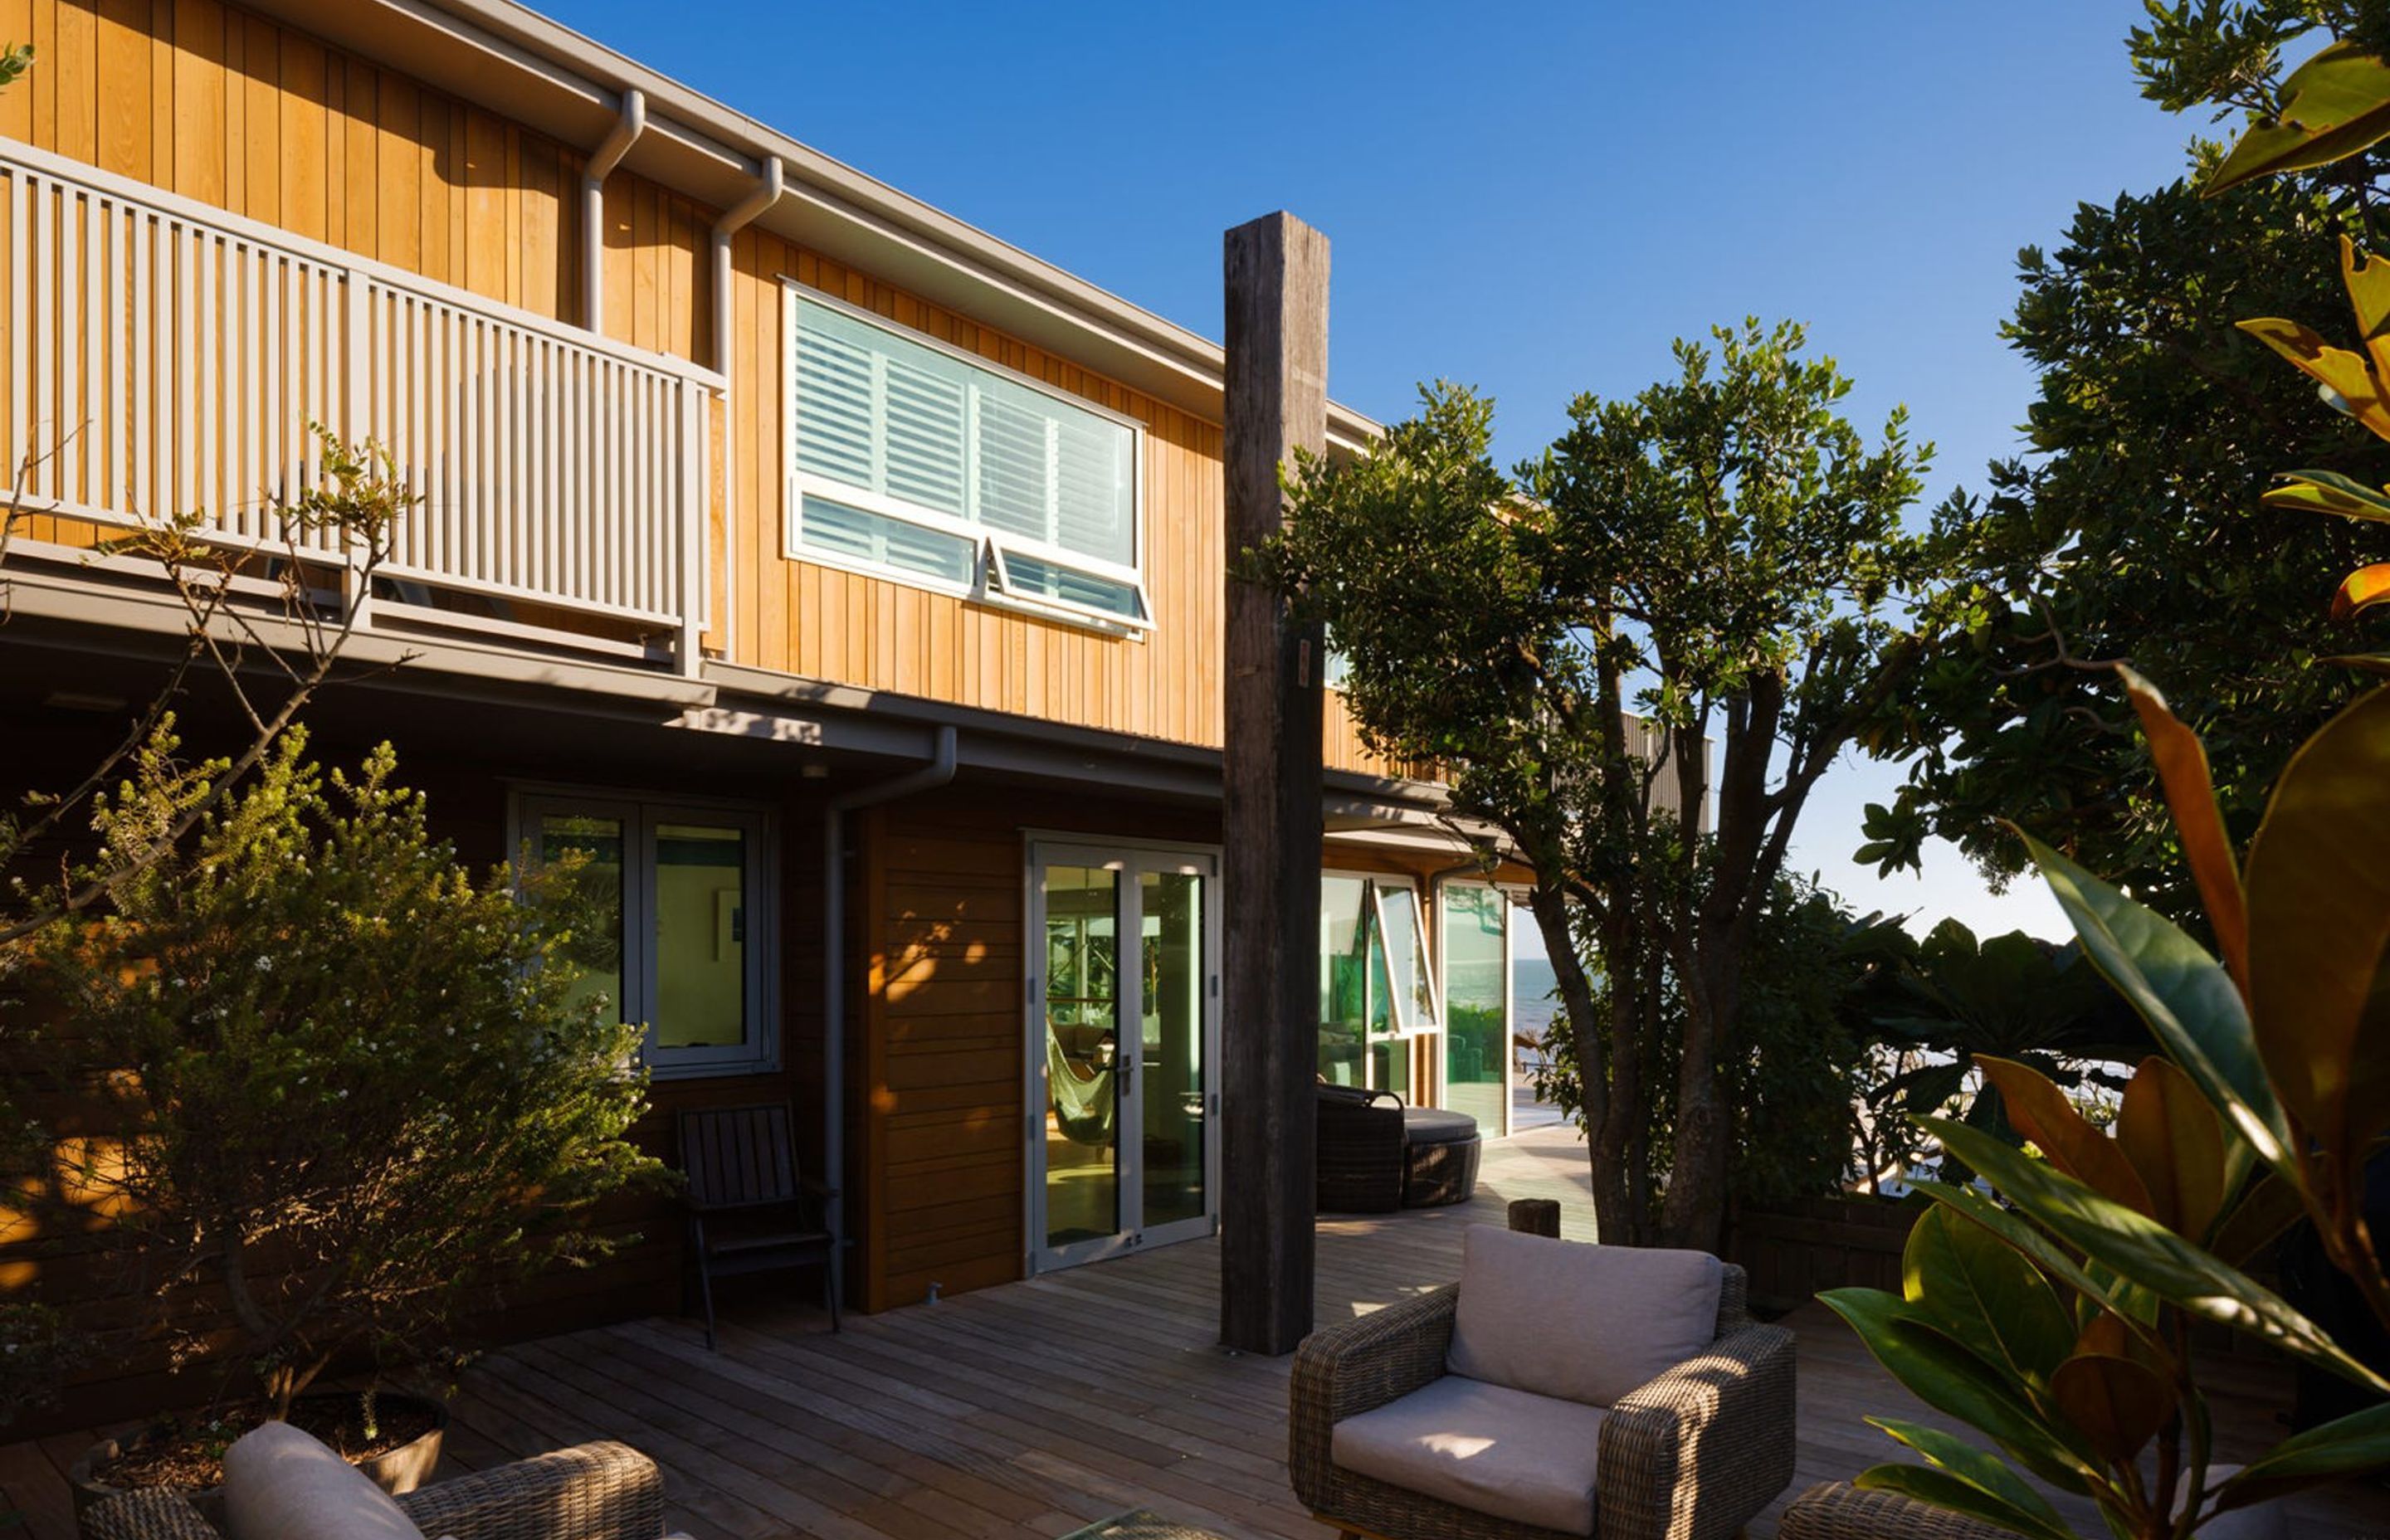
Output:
[31,733,663,1529]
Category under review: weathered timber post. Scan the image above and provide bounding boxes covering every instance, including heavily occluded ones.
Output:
[1220,212,1329,1356]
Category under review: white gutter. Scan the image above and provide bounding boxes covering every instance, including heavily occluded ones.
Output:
[709,156,785,660]
[580,87,646,331]
[821,724,958,1310]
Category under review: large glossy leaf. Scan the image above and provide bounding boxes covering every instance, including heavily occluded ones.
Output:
[2322,651,2390,675]
[2260,468,2390,523]
[2344,235,2390,387]
[1924,1116,2390,1394]
[2024,835,2288,1182]
[1861,1421,2076,1540]
[2236,318,2390,428]
[2049,1352,2173,1463]
[1819,1287,2100,1490]
[2243,685,2390,1173]
[2114,1057,2227,1241]
[1903,1206,2075,1390]
[2073,1309,2177,1379]
[2209,42,2390,195]
[2207,1171,2309,1269]
[2214,1401,2390,1509]
[2078,1261,2163,1333]
[1852,1463,2079,1540]
[1908,1178,2147,1331]
[2336,564,2390,621]
[1976,1055,2154,1216]
[2118,668,2246,984]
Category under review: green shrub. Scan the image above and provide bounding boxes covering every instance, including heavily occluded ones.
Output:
[32,731,664,1415]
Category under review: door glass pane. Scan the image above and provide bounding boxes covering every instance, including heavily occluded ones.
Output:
[536,813,627,1026]
[1044,865,1120,1247]
[654,823,747,1049]
[1442,886,1509,1132]
[1318,875,1370,1088]
[1141,870,1206,1231]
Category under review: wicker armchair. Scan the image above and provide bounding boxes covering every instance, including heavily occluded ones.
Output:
[80,1440,670,1540]
[1290,1265,1795,1540]
[1778,1481,2007,1540]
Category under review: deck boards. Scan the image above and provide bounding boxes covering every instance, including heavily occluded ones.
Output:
[7,1126,2384,1538]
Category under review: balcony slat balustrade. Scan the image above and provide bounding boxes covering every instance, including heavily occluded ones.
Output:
[0,142,720,663]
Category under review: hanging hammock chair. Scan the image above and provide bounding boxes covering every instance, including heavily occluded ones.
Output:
[1046,1023,1117,1147]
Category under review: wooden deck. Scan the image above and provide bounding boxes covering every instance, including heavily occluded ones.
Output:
[6,1126,2385,1539]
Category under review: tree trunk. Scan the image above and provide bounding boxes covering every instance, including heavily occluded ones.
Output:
[1660,928,1746,1252]
[1529,885,1635,1243]
[1600,909,1655,1245]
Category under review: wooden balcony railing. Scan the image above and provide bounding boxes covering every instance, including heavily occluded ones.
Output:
[0,141,721,670]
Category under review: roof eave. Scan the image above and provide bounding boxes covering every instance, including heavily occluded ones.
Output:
[236,0,1384,451]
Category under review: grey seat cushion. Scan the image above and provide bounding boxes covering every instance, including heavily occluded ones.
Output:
[1446,1224,1723,1407]
[1330,1374,1607,1536]
[223,1421,427,1540]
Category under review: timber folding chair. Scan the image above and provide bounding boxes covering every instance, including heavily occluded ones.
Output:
[676,1103,840,1348]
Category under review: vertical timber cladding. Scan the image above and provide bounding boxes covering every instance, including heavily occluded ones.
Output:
[2,0,1411,780]
[0,0,719,346]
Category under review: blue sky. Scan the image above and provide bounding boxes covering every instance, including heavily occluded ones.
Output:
[547,0,2211,947]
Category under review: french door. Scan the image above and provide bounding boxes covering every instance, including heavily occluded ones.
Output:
[1026,841,1220,1273]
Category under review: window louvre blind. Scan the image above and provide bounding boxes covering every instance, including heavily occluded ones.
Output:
[790,296,1140,618]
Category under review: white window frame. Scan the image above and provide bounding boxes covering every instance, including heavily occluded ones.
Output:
[1319,870,1442,1099]
[512,791,778,1079]
[1369,878,1443,1039]
[783,284,1154,634]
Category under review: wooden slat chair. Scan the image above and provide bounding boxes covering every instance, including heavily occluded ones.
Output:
[677,1103,839,1348]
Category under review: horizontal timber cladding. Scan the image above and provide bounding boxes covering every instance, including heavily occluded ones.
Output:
[0,4,1412,744]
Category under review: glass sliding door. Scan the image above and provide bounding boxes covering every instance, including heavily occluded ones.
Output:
[1028,844,1218,1273]
[1441,884,1512,1136]
[1140,869,1207,1234]
[1039,864,1123,1257]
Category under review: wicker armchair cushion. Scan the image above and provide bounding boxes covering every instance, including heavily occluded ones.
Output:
[1447,1226,1724,1408]
[223,1422,426,1540]
[1329,1374,1607,1535]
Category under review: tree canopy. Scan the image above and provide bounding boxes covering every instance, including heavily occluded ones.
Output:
[1266,319,1937,1249]
[1867,5,2390,921]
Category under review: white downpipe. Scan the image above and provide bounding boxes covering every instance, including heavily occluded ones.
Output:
[822,725,958,1311]
[581,88,646,333]
[710,156,784,660]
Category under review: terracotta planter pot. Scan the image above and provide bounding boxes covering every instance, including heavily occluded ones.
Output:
[66,1390,448,1538]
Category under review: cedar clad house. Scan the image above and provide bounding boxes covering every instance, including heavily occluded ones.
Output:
[0,0,1535,1401]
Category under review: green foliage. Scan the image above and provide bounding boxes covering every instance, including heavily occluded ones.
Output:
[1856,919,2149,1175]
[1840,30,2390,1501]
[1828,1050,2390,1538]
[1264,320,1938,1249]
[1536,876,1882,1211]
[27,731,665,1416]
[1873,171,2390,921]
[2132,3,2390,187]
[0,1302,85,1428]
[0,42,28,91]
[0,429,412,1424]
